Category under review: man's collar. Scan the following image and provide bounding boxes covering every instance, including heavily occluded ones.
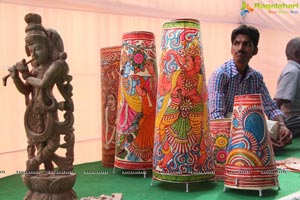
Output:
[230,59,254,79]
[288,60,300,70]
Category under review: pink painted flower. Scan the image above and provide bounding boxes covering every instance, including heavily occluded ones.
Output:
[134,53,144,64]
[216,150,227,163]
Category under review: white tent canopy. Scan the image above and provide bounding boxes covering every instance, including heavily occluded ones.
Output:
[3,0,300,33]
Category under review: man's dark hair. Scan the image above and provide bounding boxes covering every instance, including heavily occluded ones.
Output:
[285,37,300,60]
[231,24,260,48]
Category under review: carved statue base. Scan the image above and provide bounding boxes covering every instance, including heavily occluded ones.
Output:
[22,173,77,200]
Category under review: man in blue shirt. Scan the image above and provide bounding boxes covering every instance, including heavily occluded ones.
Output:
[208,24,292,150]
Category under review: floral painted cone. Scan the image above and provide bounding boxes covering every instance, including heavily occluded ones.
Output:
[209,118,231,180]
[224,94,279,195]
[114,31,157,170]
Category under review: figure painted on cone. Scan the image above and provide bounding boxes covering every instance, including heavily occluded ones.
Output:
[101,46,121,167]
[156,41,210,173]
[115,32,157,169]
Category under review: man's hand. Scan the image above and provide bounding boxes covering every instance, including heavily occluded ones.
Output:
[272,125,292,151]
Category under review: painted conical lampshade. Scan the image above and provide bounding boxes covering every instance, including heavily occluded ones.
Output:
[153,18,214,183]
[209,118,231,180]
[114,31,158,170]
[100,46,121,167]
[224,94,279,195]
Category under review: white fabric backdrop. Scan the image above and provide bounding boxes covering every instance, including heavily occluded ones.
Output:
[2,0,300,33]
[0,0,299,177]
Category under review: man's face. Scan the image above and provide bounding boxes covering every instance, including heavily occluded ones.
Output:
[231,34,257,72]
[28,40,49,66]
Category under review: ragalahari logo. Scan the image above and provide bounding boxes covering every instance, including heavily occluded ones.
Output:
[241,1,254,16]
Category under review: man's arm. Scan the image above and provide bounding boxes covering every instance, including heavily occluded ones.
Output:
[260,80,283,120]
[271,66,297,150]
[274,98,291,109]
[274,68,297,108]
[271,113,293,151]
[26,62,62,88]
[208,70,227,119]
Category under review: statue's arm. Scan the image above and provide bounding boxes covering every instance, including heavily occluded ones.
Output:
[8,65,32,95]
[13,76,32,95]
[26,62,61,88]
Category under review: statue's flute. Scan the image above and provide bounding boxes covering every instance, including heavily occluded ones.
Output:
[2,57,36,86]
